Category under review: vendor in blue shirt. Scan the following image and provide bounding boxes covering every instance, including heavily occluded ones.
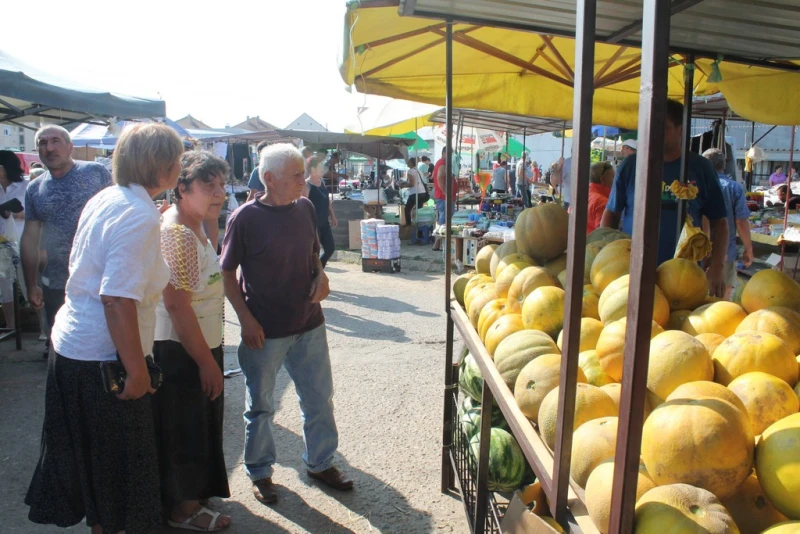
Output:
[601,99,729,297]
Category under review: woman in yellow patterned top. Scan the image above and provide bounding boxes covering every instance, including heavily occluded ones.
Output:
[153,151,231,531]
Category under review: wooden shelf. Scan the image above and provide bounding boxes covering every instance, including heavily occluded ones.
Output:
[450,298,598,534]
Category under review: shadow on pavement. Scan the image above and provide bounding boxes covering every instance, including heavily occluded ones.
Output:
[323,307,411,342]
[327,290,437,317]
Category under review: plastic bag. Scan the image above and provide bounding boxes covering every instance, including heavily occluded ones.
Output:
[674,217,712,261]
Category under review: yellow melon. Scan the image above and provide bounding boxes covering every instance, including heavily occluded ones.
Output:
[514,353,587,423]
[586,460,656,534]
[477,298,514,341]
[590,239,631,294]
[735,306,800,354]
[538,383,617,451]
[741,268,800,313]
[579,350,617,387]
[695,333,726,357]
[762,523,800,534]
[668,309,693,331]
[756,412,800,519]
[519,481,549,516]
[556,317,604,353]
[666,380,751,433]
[453,272,477,308]
[463,276,493,311]
[584,241,607,285]
[515,203,569,263]
[647,330,714,402]
[795,380,800,405]
[571,416,618,488]
[597,274,670,328]
[507,266,562,311]
[475,244,498,275]
[489,240,517,279]
[582,284,601,320]
[467,285,499,328]
[728,371,799,436]
[682,301,747,337]
[634,484,741,533]
[495,252,536,280]
[641,397,753,498]
[720,473,788,534]
[599,383,621,408]
[494,330,561,389]
[494,261,530,299]
[541,517,565,533]
[595,318,665,382]
[484,313,524,357]
[544,253,568,276]
[521,286,565,339]
[656,258,710,310]
[712,331,798,386]
[557,269,567,288]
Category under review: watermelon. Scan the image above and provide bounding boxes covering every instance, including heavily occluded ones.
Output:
[460,404,509,440]
[459,353,483,402]
[469,428,527,492]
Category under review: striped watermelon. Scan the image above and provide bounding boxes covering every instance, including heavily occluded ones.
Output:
[459,353,483,402]
[461,405,510,440]
[469,428,526,492]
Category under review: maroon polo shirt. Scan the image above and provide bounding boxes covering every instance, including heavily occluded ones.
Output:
[220,197,323,339]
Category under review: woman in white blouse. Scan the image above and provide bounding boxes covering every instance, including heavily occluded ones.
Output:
[153,150,231,531]
[0,150,28,329]
[26,123,185,534]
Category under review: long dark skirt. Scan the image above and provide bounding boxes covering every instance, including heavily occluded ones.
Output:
[152,341,229,507]
[26,353,162,534]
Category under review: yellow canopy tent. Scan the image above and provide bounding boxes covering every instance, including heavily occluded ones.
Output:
[340,1,800,127]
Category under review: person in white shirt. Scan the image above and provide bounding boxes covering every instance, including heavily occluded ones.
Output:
[402,157,430,225]
[26,123,185,534]
[0,150,28,329]
[153,151,232,531]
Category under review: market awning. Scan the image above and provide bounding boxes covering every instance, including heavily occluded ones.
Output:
[70,118,190,148]
[0,49,166,127]
[341,1,800,128]
[275,129,414,160]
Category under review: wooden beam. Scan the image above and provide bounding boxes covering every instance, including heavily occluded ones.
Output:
[431,29,573,88]
[593,46,628,85]
[518,41,548,77]
[361,22,447,49]
[541,35,575,81]
[594,54,641,87]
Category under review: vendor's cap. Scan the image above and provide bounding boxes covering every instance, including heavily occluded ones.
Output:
[622,139,638,150]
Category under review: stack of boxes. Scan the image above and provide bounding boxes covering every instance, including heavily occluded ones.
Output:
[376,224,401,259]
[360,219,382,259]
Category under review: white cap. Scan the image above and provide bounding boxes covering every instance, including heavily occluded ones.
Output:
[622,139,638,150]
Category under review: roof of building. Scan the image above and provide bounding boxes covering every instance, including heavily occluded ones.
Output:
[285,113,328,132]
[232,116,278,132]
[176,114,212,129]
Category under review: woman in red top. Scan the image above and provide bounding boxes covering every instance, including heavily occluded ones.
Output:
[587,161,615,233]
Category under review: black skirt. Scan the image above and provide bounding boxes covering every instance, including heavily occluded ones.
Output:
[152,341,230,507]
[26,353,162,534]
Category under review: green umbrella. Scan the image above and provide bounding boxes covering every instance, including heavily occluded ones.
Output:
[395,131,429,153]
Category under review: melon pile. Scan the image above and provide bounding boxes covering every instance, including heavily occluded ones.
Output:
[453,204,800,534]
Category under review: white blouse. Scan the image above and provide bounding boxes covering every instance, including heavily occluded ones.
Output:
[0,179,28,241]
[51,184,170,362]
[155,223,224,348]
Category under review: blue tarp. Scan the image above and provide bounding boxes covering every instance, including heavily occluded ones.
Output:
[0,49,165,126]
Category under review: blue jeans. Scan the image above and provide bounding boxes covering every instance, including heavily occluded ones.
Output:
[238,324,338,480]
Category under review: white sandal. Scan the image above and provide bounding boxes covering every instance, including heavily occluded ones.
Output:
[167,506,229,532]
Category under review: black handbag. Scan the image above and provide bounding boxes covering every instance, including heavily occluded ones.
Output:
[100,353,163,394]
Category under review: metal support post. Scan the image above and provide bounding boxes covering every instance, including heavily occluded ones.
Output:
[676,56,695,239]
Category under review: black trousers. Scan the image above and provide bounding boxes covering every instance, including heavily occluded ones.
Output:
[318,222,335,268]
[404,192,430,225]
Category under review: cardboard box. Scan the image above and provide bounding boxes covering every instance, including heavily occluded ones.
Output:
[501,492,561,534]
[348,220,362,250]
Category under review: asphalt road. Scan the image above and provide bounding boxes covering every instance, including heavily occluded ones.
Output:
[0,261,468,534]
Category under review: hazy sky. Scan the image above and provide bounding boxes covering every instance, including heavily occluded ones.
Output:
[4,0,388,131]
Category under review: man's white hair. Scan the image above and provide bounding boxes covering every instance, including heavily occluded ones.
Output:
[259,143,304,187]
[34,124,72,146]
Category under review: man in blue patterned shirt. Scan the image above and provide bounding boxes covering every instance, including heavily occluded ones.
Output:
[21,125,112,336]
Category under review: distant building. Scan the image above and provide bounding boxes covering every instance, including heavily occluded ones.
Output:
[176,114,212,130]
[0,123,37,152]
[285,113,327,132]
[233,116,278,132]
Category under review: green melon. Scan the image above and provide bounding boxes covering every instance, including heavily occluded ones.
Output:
[461,404,510,440]
[469,428,527,492]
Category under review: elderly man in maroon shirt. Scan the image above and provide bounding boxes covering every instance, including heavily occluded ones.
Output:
[220,144,353,506]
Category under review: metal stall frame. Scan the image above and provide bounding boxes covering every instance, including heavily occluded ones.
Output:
[438,0,713,532]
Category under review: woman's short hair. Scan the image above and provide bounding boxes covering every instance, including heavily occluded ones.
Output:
[174,150,230,199]
[113,123,184,189]
[590,161,613,184]
[0,150,24,183]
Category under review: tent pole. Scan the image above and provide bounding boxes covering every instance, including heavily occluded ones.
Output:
[441,18,457,498]
[415,117,419,160]
[676,55,695,245]
[781,125,796,272]
[602,125,607,161]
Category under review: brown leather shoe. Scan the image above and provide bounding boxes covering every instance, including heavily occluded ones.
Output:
[307,467,354,491]
[252,477,278,504]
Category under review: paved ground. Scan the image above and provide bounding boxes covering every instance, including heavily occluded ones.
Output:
[1,262,468,534]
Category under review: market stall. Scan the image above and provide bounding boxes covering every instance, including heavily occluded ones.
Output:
[342,1,800,533]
